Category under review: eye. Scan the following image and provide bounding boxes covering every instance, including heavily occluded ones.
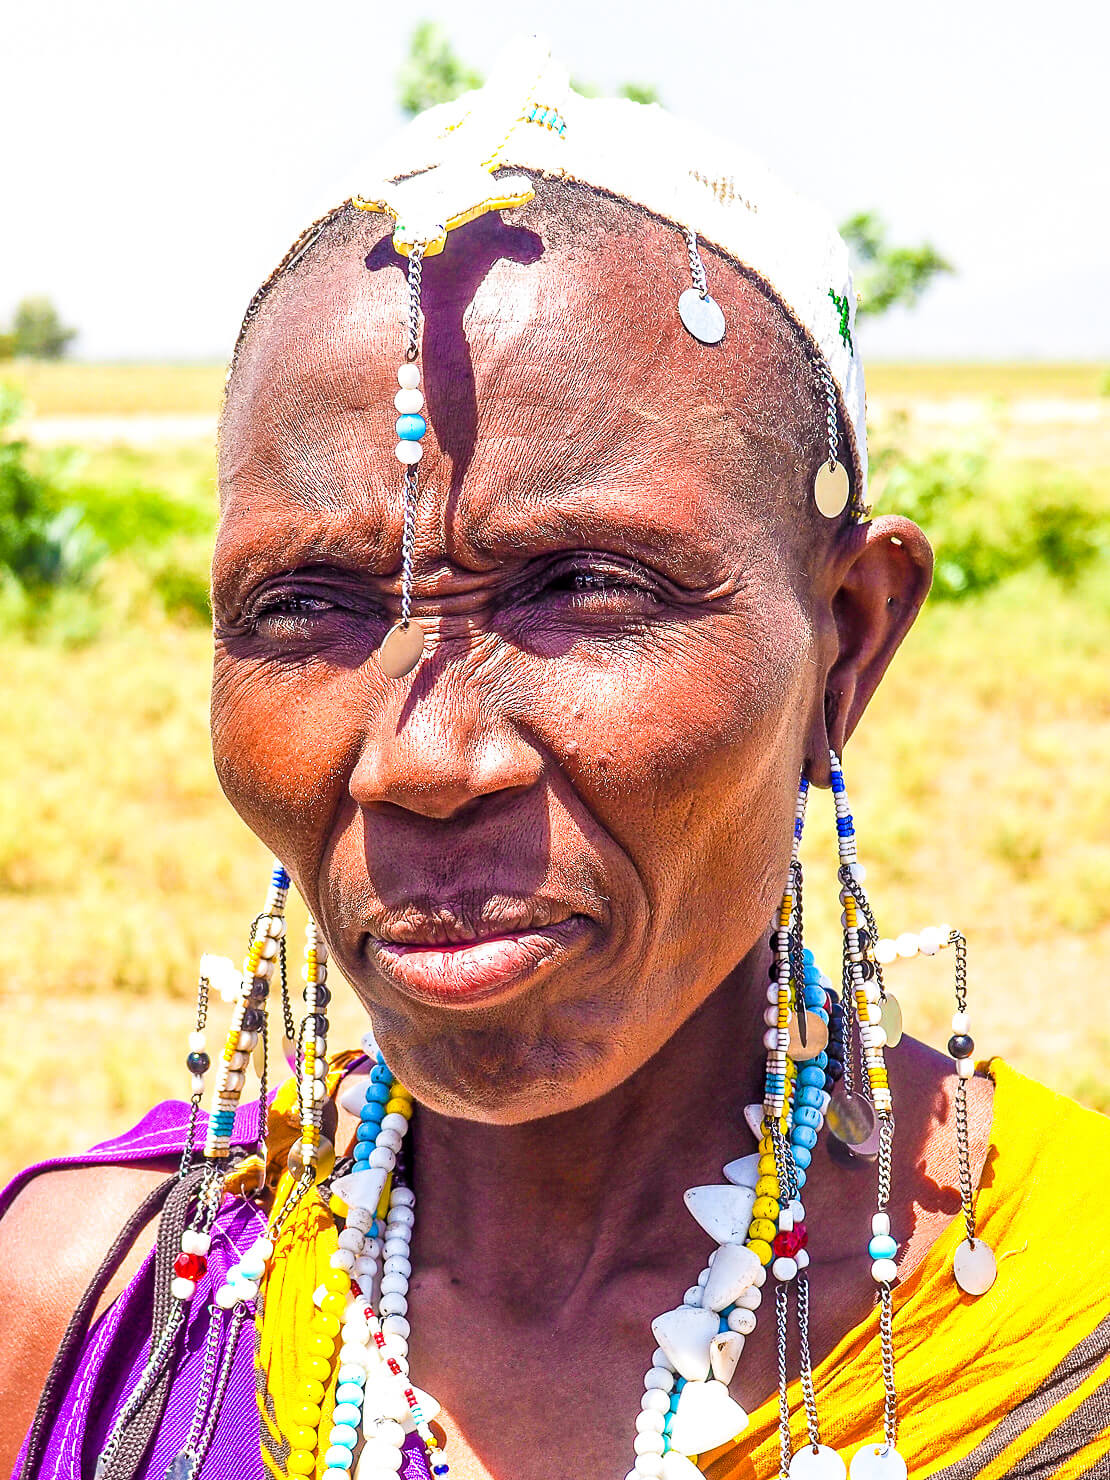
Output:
[531,559,664,614]
[249,592,340,637]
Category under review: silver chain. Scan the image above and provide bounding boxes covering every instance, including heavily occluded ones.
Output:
[816,360,839,469]
[95,1306,184,1476]
[949,928,976,1241]
[877,1115,894,1210]
[775,1279,793,1480]
[400,465,419,628]
[405,247,424,359]
[796,1274,822,1449]
[879,1284,899,1449]
[683,228,709,298]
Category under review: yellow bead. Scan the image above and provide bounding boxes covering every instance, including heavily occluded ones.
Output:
[293,1403,322,1427]
[329,1194,348,1218]
[288,1425,316,1451]
[384,1098,410,1118]
[305,1356,330,1381]
[749,1217,778,1244]
[324,1268,350,1293]
[755,1176,779,1199]
[752,1196,780,1221]
[747,1238,773,1266]
[758,1155,778,1176]
[307,1333,334,1357]
[299,1379,325,1404]
[758,1136,774,1154]
[319,1294,345,1321]
[287,1450,315,1475]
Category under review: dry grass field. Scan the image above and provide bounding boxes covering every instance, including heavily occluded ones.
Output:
[1,361,1107,1184]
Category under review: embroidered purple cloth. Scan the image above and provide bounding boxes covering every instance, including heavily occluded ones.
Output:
[3,1099,432,1480]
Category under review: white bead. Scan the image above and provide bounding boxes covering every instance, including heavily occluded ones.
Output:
[395,440,423,465]
[381,1313,410,1338]
[848,862,867,882]
[171,1277,196,1300]
[683,1185,758,1245]
[874,938,898,966]
[346,1207,375,1233]
[337,1228,364,1253]
[188,1030,206,1051]
[866,1004,883,1025]
[643,1366,675,1392]
[667,1379,750,1456]
[796,1248,811,1269]
[682,1286,703,1307]
[735,1284,762,1310]
[951,1011,970,1034]
[696,1267,711,1287]
[383,1236,410,1258]
[762,1028,779,1050]
[642,1387,671,1412]
[894,932,919,958]
[339,1341,373,1365]
[383,1255,411,1278]
[379,1273,408,1297]
[636,1408,667,1436]
[634,1431,666,1456]
[397,363,420,389]
[709,1330,745,1383]
[214,1283,241,1309]
[190,1075,206,1094]
[956,1058,975,1078]
[380,1112,409,1136]
[633,1456,665,1478]
[377,1128,403,1153]
[313,1283,329,1306]
[727,1306,757,1335]
[702,1242,761,1311]
[772,1256,798,1282]
[788,1200,805,1222]
[181,1230,211,1256]
[394,388,425,415]
[953,1237,998,1295]
[872,1213,890,1236]
[391,1186,416,1209]
[871,1258,899,1283]
[388,1206,415,1229]
[379,1292,407,1316]
[722,1153,761,1189]
[651,1347,672,1369]
[331,1249,357,1272]
[224,1070,245,1093]
[353,1256,378,1278]
[778,1210,794,1233]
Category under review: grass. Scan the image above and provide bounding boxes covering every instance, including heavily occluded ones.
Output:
[1,364,1108,1184]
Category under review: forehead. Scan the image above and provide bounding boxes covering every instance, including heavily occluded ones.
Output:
[218,209,820,575]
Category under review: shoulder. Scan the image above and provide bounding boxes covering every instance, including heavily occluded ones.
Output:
[0,1159,173,1477]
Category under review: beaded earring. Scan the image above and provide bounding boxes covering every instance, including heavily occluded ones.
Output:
[872,925,997,1297]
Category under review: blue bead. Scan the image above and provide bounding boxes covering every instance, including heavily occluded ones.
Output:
[797,1086,824,1110]
[329,1424,359,1449]
[332,1402,362,1426]
[791,1143,812,1169]
[370,1063,392,1082]
[359,1101,384,1122]
[803,964,821,983]
[791,1124,818,1149]
[395,413,427,441]
[869,1234,898,1260]
[814,1051,829,1068]
[719,1313,732,1331]
[353,1144,371,1163]
[798,1066,825,1087]
[803,947,815,965]
[795,1167,808,1187]
[795,1105,822,1130]
[803,986,825,1007]
[355,1120,379,1143]
[365,1082,391,1103]
[335,1382,364,1404]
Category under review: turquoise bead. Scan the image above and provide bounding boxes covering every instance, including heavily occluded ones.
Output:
[791,1143,812,1169]
[332,1402,362,1426]
[797,1085,824,1109]
[359,1101,384,1122]
[814,1051,829,1068]
[395,413,427,441]
[798,1065,825,1087]
[795,1105,822,1130]
[803,947,816,965]
[329,1423,359,1449]
[365,1082,391,1103]
[335,1382,364,1405]
[795,1167,807,1187]
[237,1254,266,1280]
[791,1124,818,1150]
[869,1234,898,1260]
[353,1145,371,1164]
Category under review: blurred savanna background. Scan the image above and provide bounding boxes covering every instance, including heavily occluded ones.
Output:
[2,3,1107,1183]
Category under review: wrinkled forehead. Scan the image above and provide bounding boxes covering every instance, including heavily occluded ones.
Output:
[219,207,824,559]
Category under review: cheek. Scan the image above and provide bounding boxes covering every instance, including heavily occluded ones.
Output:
[210,647,367,871]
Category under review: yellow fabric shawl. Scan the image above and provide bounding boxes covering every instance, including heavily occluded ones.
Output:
[700,1060,1110,1480]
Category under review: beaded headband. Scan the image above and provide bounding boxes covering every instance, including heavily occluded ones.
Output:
[266,37,868,678]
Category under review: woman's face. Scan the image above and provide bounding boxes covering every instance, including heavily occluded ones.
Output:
[212,210,927,1122]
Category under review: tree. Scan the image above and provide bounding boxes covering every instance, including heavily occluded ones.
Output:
[398,21,482,117]
[11,296,76,359]
[840,212,952,320]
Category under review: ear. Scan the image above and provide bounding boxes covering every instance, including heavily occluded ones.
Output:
[804,515,933,785]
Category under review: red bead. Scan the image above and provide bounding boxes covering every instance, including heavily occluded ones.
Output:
[794,1221,809,1249]
[772,1229,801,1258]
[173,1251,207,1281]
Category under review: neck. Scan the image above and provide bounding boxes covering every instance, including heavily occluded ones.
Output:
[411,947,768,1314]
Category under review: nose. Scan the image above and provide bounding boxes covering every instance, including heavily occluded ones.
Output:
[349,680,545,822]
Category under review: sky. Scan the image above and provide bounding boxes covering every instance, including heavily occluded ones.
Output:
[3,0,1107,363]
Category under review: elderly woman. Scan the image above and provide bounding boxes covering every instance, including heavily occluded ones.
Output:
[3,45,1108,1480]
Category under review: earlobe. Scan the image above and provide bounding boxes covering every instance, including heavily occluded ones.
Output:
[805,515,933,783]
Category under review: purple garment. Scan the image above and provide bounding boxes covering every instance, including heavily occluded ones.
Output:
[3,1099,432,1480]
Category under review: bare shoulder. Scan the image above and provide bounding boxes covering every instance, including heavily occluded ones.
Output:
[0,1160,173,1476]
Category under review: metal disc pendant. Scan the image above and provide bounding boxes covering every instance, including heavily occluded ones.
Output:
[678,288,726,344]
[849,1445,907,1480]
[954,1237,998,1296]
[789,1011,830,1062]
[790,1444,848,1478]
[879,994,903,1048]
[378,619,425,679]
[826,1086,878,1149]
[814,460,850,518]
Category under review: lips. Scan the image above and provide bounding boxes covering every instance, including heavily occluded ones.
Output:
[364,901,592,1007]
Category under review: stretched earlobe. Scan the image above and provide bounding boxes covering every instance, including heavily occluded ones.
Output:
[805,515,933,784]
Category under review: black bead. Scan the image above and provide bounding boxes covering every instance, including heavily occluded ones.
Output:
[241,1008,265,1032]
[311,985,332,1008]
[306,1014,329,1035]
[186,1051,210,1075]
[948,1033,974,1059]
[247,979,269,999]
[825,1056,844,1080]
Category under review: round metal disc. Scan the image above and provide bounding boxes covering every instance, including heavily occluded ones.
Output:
[789,1011,830,1062]
[814,460,850,518]
[678,288,726,344]
[879,994,904,1048]
[378,619,426,679]
[849,1446,907,1480]
[826,1087,878,1149]
[791,1445,848,1479]
[954,1237,998,1296]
